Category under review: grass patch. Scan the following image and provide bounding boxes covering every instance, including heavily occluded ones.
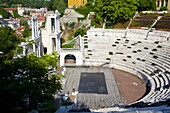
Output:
[62,44,74,48]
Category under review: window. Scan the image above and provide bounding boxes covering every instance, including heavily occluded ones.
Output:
[166,0,168,6]
[51,18,55,32]
[52,38,56,52]
[157,1,160,7]
[44,47,47,54]
[162,0,164,7]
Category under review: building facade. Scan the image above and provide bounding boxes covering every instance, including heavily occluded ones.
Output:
[68,0,87,8]
[41,10,61,55]
[156,0,170,10]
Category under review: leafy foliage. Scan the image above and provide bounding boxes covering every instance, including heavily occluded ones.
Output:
[20,20,29,27]
[50,0,67,15]
[138,0,156,11]
[69,22,76,29]
[20,20,31,40]
[93,0,156,27]
[0,26,20,57]
[0,26,63,113]
[22,27,31,39]
[12,10,19,18]
[95,0,138,24]
[159,6,168,11]
[0,7,12,19]
[75,3,95,20]
[74,28,85,37]
[0,0,51,9]
[62,44,74,48]
[68,36,73,41]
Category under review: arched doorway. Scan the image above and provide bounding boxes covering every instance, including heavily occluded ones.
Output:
[64,54,76,64]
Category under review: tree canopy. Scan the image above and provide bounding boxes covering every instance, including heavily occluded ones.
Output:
[50,0,67,15]
[0,7,12,19]
[138,0,156,11]
[0,26,20,58]
[0,26,63,112]
[0,0,51,8]
[93,0,156,27]
[94,0,138,24]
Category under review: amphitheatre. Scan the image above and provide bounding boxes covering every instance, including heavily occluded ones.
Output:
[57,13,170,112]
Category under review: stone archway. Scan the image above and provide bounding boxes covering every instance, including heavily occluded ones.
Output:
[64,54,76,64]
[59,50,83,66]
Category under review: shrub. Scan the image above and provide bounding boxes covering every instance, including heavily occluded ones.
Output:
[74,28,85,37]
[159,6,168,11]
[62,44,74,48]
[69,22,76,29]
[68,36,73,41]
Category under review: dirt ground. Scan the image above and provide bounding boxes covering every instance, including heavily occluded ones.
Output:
[112,68,146,104]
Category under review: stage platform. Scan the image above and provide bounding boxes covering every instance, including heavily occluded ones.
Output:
[62,66,122,109]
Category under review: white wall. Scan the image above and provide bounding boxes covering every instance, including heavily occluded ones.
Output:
[41,10,60,55]
[59,50,83,66]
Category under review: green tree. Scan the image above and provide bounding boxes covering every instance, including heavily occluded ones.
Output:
[159,6,168,11]
[12,10,19,18]
[74,28,85,37]
[94,0,138,25]
[0,26,20,59]
[20,20,29,27]
[0,7,12,19]
[50,0,67,15]
[22,27,31,39]
[62,43,74,48]
[138,0,156,11]
[20,20,31,40]
[0,26,63,113]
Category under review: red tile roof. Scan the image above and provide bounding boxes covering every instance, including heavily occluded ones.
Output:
[3,8,17,11]
[37,16,45,21]
[17,27,24,31]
